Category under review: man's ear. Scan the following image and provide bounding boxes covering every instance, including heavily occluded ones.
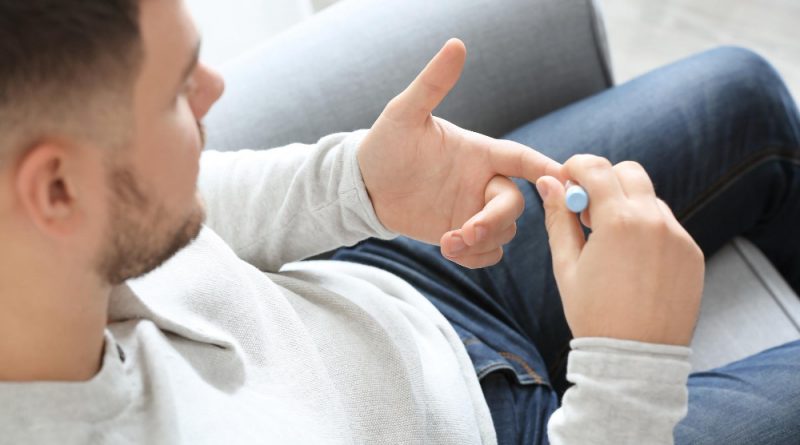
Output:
[14,142,87,238]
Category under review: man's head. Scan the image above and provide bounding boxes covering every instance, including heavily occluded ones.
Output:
[0,0,224,285]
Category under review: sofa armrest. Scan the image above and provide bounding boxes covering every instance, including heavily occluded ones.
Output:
[204,0,612,151]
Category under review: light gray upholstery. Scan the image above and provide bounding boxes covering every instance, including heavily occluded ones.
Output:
[203,0,800,373]
[691,238,800,371]
[204,0,612,150]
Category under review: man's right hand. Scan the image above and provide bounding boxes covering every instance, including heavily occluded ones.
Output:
[536,155,705,346]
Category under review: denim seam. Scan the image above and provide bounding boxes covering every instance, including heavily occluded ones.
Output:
[464,339,543,384]
[499,351,545,385]
[678,147,800,222]
[476,362,515,380]
[475,361,542,386]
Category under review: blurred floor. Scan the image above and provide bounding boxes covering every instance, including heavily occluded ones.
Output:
[598,0,800,100]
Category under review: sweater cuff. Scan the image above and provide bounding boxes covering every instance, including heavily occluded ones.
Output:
[547,338,692,445]
[568,337,691,384]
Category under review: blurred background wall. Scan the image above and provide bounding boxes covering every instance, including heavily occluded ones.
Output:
[186,0,799,99]
[600,0,799,100]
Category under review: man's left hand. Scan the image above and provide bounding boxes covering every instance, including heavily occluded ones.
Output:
[358,38,562,268]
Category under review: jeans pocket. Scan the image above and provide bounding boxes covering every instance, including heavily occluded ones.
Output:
[465,337,547,386]
[459,331,559,445]
[453,322,549,388]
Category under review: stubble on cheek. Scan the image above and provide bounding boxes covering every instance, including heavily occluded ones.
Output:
[95,167,206,285]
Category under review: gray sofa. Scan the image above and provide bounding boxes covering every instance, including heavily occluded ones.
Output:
[204,0,800,372]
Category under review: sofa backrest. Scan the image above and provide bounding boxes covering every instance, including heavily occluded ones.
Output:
[204,0,613,151]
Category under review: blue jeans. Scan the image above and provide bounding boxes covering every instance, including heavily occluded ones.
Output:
[331,47,800,444]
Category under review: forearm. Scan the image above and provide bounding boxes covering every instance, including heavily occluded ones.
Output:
[198,130,397,272]
[548,338,691,445]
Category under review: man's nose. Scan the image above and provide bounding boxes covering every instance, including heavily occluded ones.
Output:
[206,66,225,105]
[195,63,225,118]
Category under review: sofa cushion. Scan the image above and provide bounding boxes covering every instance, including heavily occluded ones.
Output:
[690,237,800,371]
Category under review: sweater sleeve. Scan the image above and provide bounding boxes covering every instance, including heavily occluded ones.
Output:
[197,129,398,272]
[547,337,692,445]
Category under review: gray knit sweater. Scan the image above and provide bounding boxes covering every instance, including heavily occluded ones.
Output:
[0,131,691,444]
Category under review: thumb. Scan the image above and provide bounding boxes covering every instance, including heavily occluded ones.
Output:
[383,38,467,125]
[536,176,585,275]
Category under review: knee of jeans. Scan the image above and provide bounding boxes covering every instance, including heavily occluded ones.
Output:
[693,46,799,142]
[720,46,786,83]
[704,46,793,109]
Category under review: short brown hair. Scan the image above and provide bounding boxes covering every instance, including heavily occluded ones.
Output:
[0,0,143,164]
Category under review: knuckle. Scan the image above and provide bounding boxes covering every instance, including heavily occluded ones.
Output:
[383,96,405,116]
[615,160,645,173]
[615,161,653,187]
[684,236,705,263]
[694,243,705,263]
[500,224,518,245]
[583,167,609,186]
[589,156,614,170]
[565,154,612,174]
[491,247,504,265]
[585,159,614,174]
[645,215,671,234]
[563,154,583,168]
[608,210,636,231]
[671,228,704,264]
[609,206,671,235]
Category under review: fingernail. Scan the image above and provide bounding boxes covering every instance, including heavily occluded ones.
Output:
[475,226,487,243]
[449,234,466,254]
[536,180,549,200]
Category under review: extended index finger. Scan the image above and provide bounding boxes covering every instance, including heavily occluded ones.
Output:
[486,137,564,183]
[385,38,467,124]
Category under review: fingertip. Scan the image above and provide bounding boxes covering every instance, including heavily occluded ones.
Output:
[553,164,569,183]
[439,230,453,248]
[446,37,466,52]
[535,177,549,200]
[441,38,467,63]
[439,231,449,247]
[541,160,566,183]
[537,176,565,201]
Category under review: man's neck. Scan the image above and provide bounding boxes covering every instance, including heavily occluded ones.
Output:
[0,266,109,382]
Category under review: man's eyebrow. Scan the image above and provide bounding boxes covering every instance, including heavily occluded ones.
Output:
[176,38,202,91]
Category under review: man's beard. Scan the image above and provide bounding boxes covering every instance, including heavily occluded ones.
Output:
[96,123,207,285]
[95,167,205,285]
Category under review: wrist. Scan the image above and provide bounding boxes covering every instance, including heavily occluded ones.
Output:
[572,328,693,347]
[348,130,398,239]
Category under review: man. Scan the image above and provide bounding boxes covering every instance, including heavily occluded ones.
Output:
[0,1,798,444]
